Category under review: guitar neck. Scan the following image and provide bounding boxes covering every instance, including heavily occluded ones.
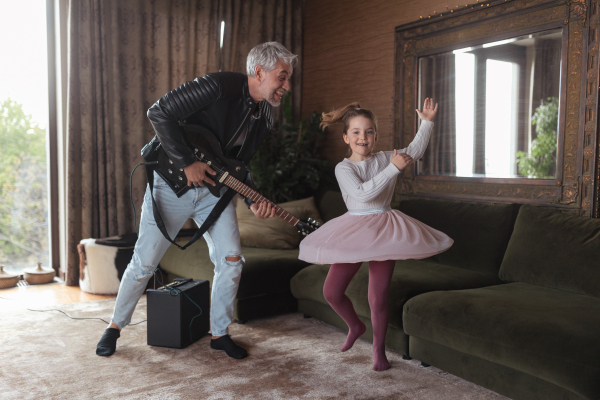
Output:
[223,175,299,226]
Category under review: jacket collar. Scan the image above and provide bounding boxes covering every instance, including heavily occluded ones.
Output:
[242,77,256,108]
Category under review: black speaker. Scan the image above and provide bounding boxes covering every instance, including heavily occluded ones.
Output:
[147,278,210,348]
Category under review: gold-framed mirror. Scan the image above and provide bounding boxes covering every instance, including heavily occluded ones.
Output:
[394,0,599,217]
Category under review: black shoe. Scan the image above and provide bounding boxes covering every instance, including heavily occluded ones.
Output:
[210,335,248,359]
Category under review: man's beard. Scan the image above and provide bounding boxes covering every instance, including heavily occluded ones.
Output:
[267,93,281,107]
[259,85,282,107]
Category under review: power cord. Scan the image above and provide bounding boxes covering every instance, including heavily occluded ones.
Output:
[0,161,201,332]
[131,161,204,339]
[0,296,147,325]
[0,270,203,333]
[152,270,203,341]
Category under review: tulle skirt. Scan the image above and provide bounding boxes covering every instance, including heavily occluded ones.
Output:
[298,209,453,265]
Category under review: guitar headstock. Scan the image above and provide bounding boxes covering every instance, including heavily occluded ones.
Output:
[297,218,320,236]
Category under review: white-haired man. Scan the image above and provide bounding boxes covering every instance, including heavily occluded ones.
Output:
[96,42,297,359]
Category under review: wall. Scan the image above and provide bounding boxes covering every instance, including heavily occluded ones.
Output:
[301,0,600,217]
[301,0,450,165]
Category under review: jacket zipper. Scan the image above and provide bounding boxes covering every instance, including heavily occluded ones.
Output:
[224,108,252,152]
[237,123,250,157]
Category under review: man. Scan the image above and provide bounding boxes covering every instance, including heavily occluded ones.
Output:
[96,42,297,359]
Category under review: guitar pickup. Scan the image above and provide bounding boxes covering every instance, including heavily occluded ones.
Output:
[219,172,229,183]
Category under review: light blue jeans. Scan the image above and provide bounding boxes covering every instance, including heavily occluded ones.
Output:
[111,171,244,336]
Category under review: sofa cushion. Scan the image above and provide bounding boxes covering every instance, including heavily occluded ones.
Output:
[236,196,324,249]
[396,199,519,276]
[499,204,600,297]
[290,259,502,330]
[316,191,347,222]
[160,240,309,299]
[403,282,600,399]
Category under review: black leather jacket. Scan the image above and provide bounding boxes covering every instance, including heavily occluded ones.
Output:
[145,72,272,205]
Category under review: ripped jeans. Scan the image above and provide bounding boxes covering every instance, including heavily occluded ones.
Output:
[110,171,243,336]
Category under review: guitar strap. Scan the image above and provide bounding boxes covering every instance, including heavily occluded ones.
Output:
[145,163,236,250]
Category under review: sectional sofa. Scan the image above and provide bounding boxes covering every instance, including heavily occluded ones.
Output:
[159,191,600,399]
[292,194,600,400]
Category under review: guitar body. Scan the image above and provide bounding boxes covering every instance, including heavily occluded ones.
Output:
[155,124,319,235]
[157,125,247,198]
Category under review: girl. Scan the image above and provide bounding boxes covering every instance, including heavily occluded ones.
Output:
[298,99,453,371]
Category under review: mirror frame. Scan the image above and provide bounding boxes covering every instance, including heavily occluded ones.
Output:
[394,0,599,217]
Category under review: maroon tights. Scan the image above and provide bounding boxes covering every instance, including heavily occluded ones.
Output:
[323,260,395,371]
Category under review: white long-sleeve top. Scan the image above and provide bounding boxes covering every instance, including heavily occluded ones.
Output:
[334,120,434,211]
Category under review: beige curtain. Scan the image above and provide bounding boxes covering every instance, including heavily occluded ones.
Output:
[219,0,303,122]
[65,0,303,285]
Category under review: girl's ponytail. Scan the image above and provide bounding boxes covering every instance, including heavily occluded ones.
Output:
[320,102,361,130]
[320,103,378,133]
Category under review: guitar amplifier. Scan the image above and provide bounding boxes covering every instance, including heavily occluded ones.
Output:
[147,278,210,349]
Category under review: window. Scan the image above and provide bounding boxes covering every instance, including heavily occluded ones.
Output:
[0,1,50,273]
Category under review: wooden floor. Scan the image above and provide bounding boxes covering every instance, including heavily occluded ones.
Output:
[0,280,116,312]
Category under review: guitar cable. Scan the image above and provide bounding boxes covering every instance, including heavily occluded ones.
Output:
[0,296,147,326]
[130,160,204,340]
[0,161,159,326]
[0,159,212,331]
[130,161,159,237]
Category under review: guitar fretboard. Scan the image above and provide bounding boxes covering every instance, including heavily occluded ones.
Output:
[223,175,299,226]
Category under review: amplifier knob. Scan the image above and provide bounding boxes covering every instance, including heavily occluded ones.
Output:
[194,148,199,153]
[236,166,241,171]
[169,159,173,164]
[168,169,173,174]
[179,168,183,172]
[178,176,184,181]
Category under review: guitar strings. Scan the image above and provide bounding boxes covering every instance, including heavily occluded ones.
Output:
[198,155,312,229]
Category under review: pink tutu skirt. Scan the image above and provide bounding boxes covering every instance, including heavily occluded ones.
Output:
[298,209,453,265]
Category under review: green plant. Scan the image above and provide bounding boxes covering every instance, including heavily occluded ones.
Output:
[0,98,48,269]
[249,93,329,203]
[516,97,559,178]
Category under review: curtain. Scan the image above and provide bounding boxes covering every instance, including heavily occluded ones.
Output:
[65,0,303,285]
[219,0,303,123]
[418,54,456,175]
[530,38,562,140]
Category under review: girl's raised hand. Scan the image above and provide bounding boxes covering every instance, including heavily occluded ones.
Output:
[391,149,413,171]
[416,97,438,121]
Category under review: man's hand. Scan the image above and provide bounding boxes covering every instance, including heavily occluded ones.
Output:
[416,97,438,121]
[183,161,217,187]
[250,201,277,219]
[391,150,413,171]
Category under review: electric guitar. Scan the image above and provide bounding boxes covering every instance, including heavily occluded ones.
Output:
[157,124,320,236]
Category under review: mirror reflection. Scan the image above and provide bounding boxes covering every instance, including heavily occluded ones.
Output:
[417,29,562,179]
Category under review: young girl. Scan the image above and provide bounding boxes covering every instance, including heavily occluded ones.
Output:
[298,99,453,371]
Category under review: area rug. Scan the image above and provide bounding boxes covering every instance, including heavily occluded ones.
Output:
[0,297,507,399]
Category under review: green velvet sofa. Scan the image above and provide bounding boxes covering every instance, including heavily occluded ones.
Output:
[403,204,600,400]
[157,191,350,322]
[291,194,600,400]
[291,195,518,356]
[159,242,310,322]
[158,192,348,321]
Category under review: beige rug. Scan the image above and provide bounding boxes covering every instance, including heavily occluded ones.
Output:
[0,297,507,400]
